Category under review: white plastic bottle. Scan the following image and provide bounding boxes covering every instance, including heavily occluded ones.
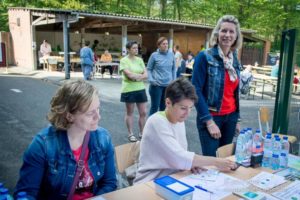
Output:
[271,137,281,170]
[235,131,246,164]
[262,134,272,168]
[280,136,290,168]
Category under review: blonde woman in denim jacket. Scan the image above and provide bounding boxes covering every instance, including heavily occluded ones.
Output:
[14,80,117,199]
[192,15,243,157]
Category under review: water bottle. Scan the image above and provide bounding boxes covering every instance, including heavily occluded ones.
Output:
[271,154,280,170]
[273,137,281,155]
[252,129,263,154]
[243,128,252,166]
[262,134,272,168]
[235,131,246,164]
[16,191,29,200]
[271,137,281,170]
[0,188,13,200]
[280,136,290,168]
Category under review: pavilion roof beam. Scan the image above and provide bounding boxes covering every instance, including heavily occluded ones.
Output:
[87,21,138,29]
[32,14,78,26]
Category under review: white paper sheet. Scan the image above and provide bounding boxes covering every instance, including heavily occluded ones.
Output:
[248,171,287,190]
[180,172,250,200]
[272,180,300,200]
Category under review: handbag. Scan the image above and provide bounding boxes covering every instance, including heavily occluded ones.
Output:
[67,131,91,200]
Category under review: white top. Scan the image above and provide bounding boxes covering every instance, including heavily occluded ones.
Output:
[134,111,195,184]
[40,43,52,56]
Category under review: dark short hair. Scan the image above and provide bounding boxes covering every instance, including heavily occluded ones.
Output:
[157,37,168,46]
[85,41,90,46]
[126,41,138,49]
[165,78,198,105]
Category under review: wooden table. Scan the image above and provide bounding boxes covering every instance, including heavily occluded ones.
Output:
[90,155,297,200]
[252,66,272,75]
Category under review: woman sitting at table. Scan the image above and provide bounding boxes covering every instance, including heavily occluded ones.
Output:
[14,80,117,200]
[100,49,113,78]
[134,78,237,184]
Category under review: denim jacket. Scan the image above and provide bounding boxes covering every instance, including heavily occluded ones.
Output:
[14,126,117,200]
[192,45,241,123]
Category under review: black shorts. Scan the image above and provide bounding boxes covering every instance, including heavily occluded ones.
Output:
[120,89,148,103]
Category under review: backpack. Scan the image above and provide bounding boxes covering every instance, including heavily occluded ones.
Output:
[240,75,253,95]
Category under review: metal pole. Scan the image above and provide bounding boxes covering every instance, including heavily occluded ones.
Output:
[121,25,127,56]
[272,29,297,134]
[63,15,70,79]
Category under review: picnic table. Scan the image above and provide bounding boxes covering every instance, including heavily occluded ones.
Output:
[253,73,277,99]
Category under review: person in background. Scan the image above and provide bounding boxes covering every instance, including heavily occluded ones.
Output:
[192,15,243,157]
[134,78,237,184]
[80,41,94,80]
[147,37,176,116]
[200,44,206,51]
[185,53,195,76]
[40,40,52,57]
[120,41,148,142]
[271,59,279,78]
[174,45,183,72]
[176,58,186,78]
[100,50,113,78]
[14,80,117,200]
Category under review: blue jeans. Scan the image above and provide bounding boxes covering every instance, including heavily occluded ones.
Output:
[82,64,92,80]
[197,111,238,157]
[149,84,167,116]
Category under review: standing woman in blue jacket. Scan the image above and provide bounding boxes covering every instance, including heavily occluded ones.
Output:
[14,80,117,199]
[80,41,94,80]
[147,37,176,116]
[192,15,243,157]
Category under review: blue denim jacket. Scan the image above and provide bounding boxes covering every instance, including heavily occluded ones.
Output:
[14,126,117,200]
[192,45,241,123]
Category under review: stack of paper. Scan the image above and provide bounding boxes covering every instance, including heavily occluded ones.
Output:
[272,180,300,200]
[248,171,287,190]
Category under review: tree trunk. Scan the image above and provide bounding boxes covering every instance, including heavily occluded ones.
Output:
[160,0,167,18]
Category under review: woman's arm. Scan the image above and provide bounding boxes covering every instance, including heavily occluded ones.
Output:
[192,154,237,172]
[191,52,212,123]
[95,137,117,195]
[123,69,140,81]
[14,135,46,200]
[147,54,155,83]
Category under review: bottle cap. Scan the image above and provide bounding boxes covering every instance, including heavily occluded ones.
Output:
[272,154,279,158]
[17,191,27,198]
[0,188,8,195]
[283,136,288,140]
[280,153,286,156]
[0,183,3,188]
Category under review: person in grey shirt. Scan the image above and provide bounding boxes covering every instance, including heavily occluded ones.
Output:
[147,37,176,116]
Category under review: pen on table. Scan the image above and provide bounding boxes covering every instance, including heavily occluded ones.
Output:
[194,185,214,194]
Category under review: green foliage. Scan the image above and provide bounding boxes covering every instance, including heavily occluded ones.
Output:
[1,0,300,51]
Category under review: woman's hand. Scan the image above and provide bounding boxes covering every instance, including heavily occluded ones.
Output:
[214,158,237,172]
[191,166,207,174]
[206,120,221,139]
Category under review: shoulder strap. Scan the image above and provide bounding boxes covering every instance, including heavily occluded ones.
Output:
[67,131,90,200]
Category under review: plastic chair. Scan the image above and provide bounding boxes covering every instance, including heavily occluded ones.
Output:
[216,143,235,158]
[114,141,140,188]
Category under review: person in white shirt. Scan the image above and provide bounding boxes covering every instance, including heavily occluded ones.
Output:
[134,78,237,184]
[40,40,52,57]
